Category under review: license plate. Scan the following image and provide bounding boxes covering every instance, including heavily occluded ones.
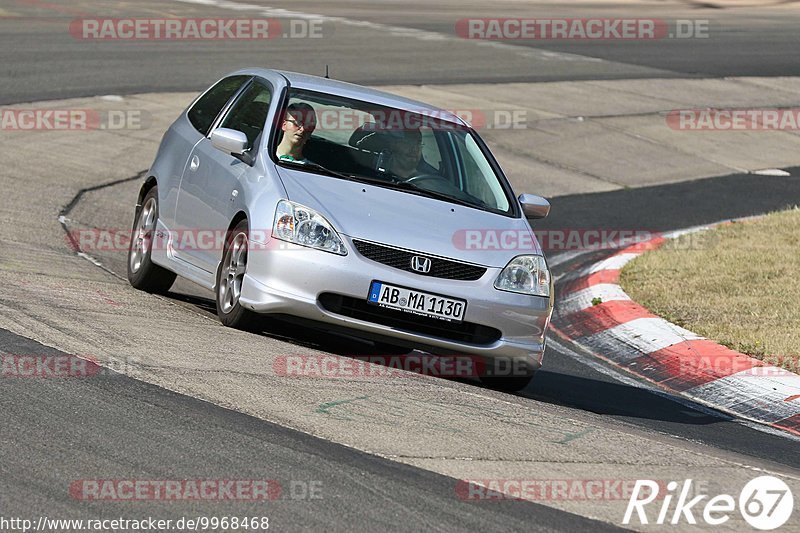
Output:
[367,281,466,322]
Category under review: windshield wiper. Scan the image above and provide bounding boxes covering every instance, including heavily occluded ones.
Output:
[279,160,405,189]
[378,179,479,209]
[278,160,360,182]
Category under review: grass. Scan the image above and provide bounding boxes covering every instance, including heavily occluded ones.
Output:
[619,207,800,371]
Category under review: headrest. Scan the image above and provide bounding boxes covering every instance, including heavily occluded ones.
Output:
[349,123,386,150]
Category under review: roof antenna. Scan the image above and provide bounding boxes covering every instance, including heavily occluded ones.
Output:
[324,65,330,79]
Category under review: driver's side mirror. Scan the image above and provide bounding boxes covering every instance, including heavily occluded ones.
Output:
[519,194,550,219]
[210,128,249,156]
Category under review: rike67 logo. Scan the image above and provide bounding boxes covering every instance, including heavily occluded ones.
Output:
[624,476,794,530]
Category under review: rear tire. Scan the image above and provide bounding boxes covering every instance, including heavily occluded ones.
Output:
[216,219,260,331]
[127,186,176,294]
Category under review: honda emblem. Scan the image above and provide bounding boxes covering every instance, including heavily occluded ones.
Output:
[410,256,432,274]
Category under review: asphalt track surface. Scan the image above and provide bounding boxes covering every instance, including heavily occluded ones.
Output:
[0,328,618,532]
[3,0,800,102]
[2,0,800,531]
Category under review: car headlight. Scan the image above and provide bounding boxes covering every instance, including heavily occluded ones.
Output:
[494,255,550,297]
[272,200,347,255]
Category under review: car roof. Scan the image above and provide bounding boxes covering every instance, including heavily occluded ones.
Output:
[233,67,468,127]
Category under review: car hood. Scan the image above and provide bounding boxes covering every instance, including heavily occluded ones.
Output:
[275,166,542,268]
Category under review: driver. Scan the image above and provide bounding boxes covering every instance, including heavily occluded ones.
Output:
[386,128,438,180]
[276,102,317,163]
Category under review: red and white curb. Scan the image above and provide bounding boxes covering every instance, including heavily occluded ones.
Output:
[551,222,800,436]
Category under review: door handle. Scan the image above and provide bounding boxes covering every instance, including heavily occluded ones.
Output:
[189,155,200,172]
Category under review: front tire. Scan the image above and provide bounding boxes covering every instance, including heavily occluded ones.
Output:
[127,186,176,293]
[216,219,260,330]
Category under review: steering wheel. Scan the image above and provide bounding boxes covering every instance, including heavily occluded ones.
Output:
[405,173,491,208]
[405,173,448,185]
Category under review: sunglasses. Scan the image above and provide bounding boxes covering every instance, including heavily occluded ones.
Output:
[284,117,315,132]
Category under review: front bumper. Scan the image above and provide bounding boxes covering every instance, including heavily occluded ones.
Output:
[239,236,553,370]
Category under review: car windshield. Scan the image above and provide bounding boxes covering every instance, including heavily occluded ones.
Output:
[273,89,513,214]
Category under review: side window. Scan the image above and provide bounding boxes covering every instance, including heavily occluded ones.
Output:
[187,75,250,135]
[218,81,272,150]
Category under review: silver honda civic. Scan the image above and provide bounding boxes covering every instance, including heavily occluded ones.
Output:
[127,68,553,390]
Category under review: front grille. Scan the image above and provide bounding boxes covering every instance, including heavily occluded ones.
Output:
[352,240,486,281]
[318,293,502,345]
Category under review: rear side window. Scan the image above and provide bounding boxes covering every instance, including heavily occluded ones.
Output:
[187,75,250,134]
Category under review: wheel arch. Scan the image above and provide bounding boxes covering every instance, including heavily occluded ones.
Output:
[228,210,249,233]
[136,176,159,208]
